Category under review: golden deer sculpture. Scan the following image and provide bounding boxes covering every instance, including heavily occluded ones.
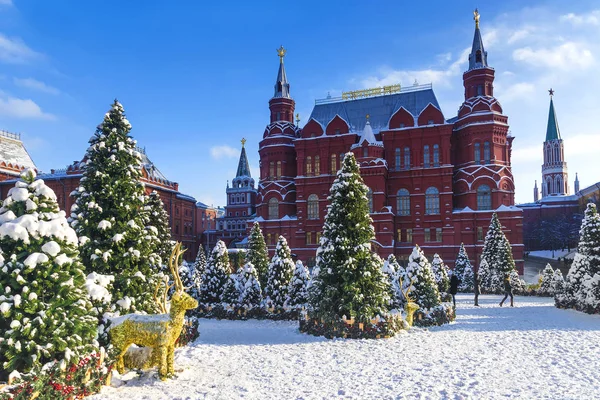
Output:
[110,243,198,380]
[399,278,420,327]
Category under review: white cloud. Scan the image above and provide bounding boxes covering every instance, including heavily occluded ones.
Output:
[560,11,600,26]
[0,33,41,64]
[0,0,12,5]
[512,42,594,70]
[0,96,55,120]
[210,145,239,160]
[496,82,535,104]
[13,77,60,95]
[507,29,531,44]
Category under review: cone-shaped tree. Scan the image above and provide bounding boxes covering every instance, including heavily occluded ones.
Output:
[193,246,207,279]
[246,222,269,288]
[454,243,474,292]
[70,100,156,313]
[145,191,174,269]
[552,269,565,298]
[238,262,262,308]
[431,253,450,294]
[179,261,202,302]
[479,257,500,293]
[538,264,555,296]
[264,236,295,309]
[221,271,241,306]
[382,254,403,309]
[401,245,441,310]
[199,240,229,305]
[481,213,517,291]
[286,260,310,309]
[310,153,391,321]
[0,170,96,376]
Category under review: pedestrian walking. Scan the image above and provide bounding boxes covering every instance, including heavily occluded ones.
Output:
[474,271,481,306]
[499,275,514,307]
[449,271,460,307]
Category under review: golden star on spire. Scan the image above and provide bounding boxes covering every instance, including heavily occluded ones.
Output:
[277,45,286,63]
[241,138,246,147]
[548,88,554,97]
[474,8,480,28]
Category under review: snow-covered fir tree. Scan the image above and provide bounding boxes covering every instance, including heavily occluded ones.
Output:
[199,240,229,305]
[145,191,174,269]
[69,100,157,313]
[221,270,241,306]
[454,243,474,292]
[481,213,517,292]
[286,260,310,310]
[238,262,262,309]
[538,264,555,296]
[0,170,97,376]
[179,261,202,302]
[552,269,565,298]
[382,254,403,309]
[193,246,207,281]
[264,236,295,309]
[311,153,391,322]
[509,270,525,294]
[401,245,441,310]
[431,253,450,294]
[479,257,500,293]
[246,222,269,288]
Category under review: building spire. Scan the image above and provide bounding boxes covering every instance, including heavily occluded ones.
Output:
[468,9,488,70]
[236,140,251,178]
[274,45,291,98]
[575,173,580,192]
[545,90,561,141]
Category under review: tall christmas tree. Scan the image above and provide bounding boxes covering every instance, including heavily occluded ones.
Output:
[431,253,450,294]
[246,222,269,288]
[310,153,391,322]
[286,260,310,310]
[264,236,295,309]
[70,100,157,313]
[454,243,474,292]
[199,240,229,305]
[481,213,517,292]
[538,264,555,296]
[145,191,174,269]
[0,170,96,376]
[401,246,441,310]
[238,262,262,309]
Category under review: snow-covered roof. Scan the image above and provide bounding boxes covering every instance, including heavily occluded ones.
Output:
[0,130,37,172]
[136,147,168,182]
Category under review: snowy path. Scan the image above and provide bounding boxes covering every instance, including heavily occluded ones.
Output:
[92,295,600,399]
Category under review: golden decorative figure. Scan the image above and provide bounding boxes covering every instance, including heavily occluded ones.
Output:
[241,138,246,147]
[474,8,480,29]
[399,278,420,327]
[366,114,370,120]
[277,45,286,63]
[110,243,198,380]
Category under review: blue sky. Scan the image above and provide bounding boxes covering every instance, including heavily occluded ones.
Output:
[1,0,599,205]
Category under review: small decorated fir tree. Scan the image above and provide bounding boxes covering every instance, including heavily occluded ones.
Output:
[552,269,565,298]
[310,153,391,322]
[431,253,450,294]
[400,245,441,310]
[0,170,97,376]
[481,213,517,292]
[286,260,310,310]
[264,236,295,309]
[454,243,474,292]
[179,261,202,302]
[145,191,174,269]
[479,257,500,293]
[246,222,270,288]
[221,270,241,306]
[199,240,229,305]
[382,254,403,309]
[538,263,555,296]
[193,246,207,280]
[238,262,262,309]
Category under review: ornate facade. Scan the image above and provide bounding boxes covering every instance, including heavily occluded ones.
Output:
[255,13,524,271]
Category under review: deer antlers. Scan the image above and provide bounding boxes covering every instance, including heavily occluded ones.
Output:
[153,243,187,313]
[399,276,416,303]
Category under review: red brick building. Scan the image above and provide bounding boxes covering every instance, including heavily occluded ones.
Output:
[256,16,524,271]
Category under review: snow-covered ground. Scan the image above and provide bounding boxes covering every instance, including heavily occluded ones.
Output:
[93,294,600,400]
[528,249,575,260]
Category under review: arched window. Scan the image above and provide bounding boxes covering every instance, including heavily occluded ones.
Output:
[423,145,430,168]
[554,146,559,163]
[545,177,552,196]
[367,189,373,213]
[315,155,320,176]
[269,162,275,179]
[483,141,491,164]
[363,147,368,158]
[268,198,279,220]
[230,195,235,204]
[474,142,481,164]
[330,154,337,174]
[433,144,440,167]
[404,147,410,170]
[306,156,313,176]
[476,50,482,63]
[276,161,282,179]
[395,148,401,171]
[555,176,563,194]
[425,187,440,215]
[477,184,492,210]
[396,189,410,216]
[307,194,319,219]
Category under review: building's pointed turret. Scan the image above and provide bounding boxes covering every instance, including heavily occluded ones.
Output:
[534,180,539,202]
[468,9,488,70]
[268,45,296,125]
[274,45,290,99]
[545,91,561,141]
[575,173,580,193]
[236,138,251,178]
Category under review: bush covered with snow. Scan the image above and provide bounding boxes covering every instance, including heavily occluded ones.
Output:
[454,243,474,292]
[537,264,555,296]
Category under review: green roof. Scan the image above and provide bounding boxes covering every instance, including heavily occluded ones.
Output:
[545,97,561,141]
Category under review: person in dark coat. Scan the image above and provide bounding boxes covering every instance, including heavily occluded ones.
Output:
[473,271,481,306]
[449,271,460,307]
[499,275,514,307]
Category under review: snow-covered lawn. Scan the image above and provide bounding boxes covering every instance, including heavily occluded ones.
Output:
[528,249,574,260]
[93,294,600,399]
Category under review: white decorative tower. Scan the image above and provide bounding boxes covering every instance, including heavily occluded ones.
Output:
[541,89,569,197]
